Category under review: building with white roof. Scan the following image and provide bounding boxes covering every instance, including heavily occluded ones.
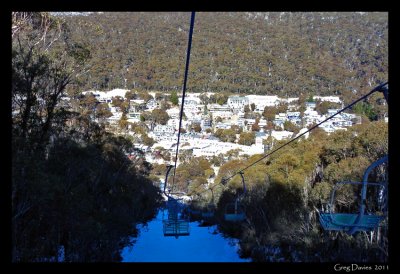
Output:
[313,96,342,104]
[107,112,122,124]
[146,99,158,110]
[270,130,293,141]
[227,96,249,111]
[127,112,141,123]
[245,95,280,111]
[303,109,323,126]
[82,89,129,103]
[166,108,180,119]
[154,124,175,134]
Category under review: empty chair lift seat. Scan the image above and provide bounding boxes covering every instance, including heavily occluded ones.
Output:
[202,211,214,218]
[319,213,385,232]
[163,219,190,237]
[189,208,201,215]
[224,203,245,222]
[201,204,215,219]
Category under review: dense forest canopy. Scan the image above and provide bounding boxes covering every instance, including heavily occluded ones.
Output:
[58,12,387,102]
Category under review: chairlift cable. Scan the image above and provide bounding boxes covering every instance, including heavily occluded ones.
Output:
[171,11,196,192]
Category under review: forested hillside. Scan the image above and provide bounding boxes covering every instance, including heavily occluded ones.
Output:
[61,12,387,103]
[12,12,163,262]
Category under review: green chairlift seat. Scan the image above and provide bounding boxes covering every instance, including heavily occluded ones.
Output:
[189,208,201,215]
[202,211,215,218]
[224,202,245,222]
[318,155,388,235]
[201,205,215,219]
[224,171,247,222]
[163,219,190,237]
[319,213,385,232]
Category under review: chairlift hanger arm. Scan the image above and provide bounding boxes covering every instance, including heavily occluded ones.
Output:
[362,155,388,187]
[356,154,389,232]
[376,83,388,103]
[163,165,174,195]
[239,171,246,194]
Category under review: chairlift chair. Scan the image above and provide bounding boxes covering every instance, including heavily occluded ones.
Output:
[224,199,246,222]
[202,206,215,219]
[224,171,247,222]
[162,165,190,238]
[319,155,388,235]
[201,188,216,219]
[163,197,190,238]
